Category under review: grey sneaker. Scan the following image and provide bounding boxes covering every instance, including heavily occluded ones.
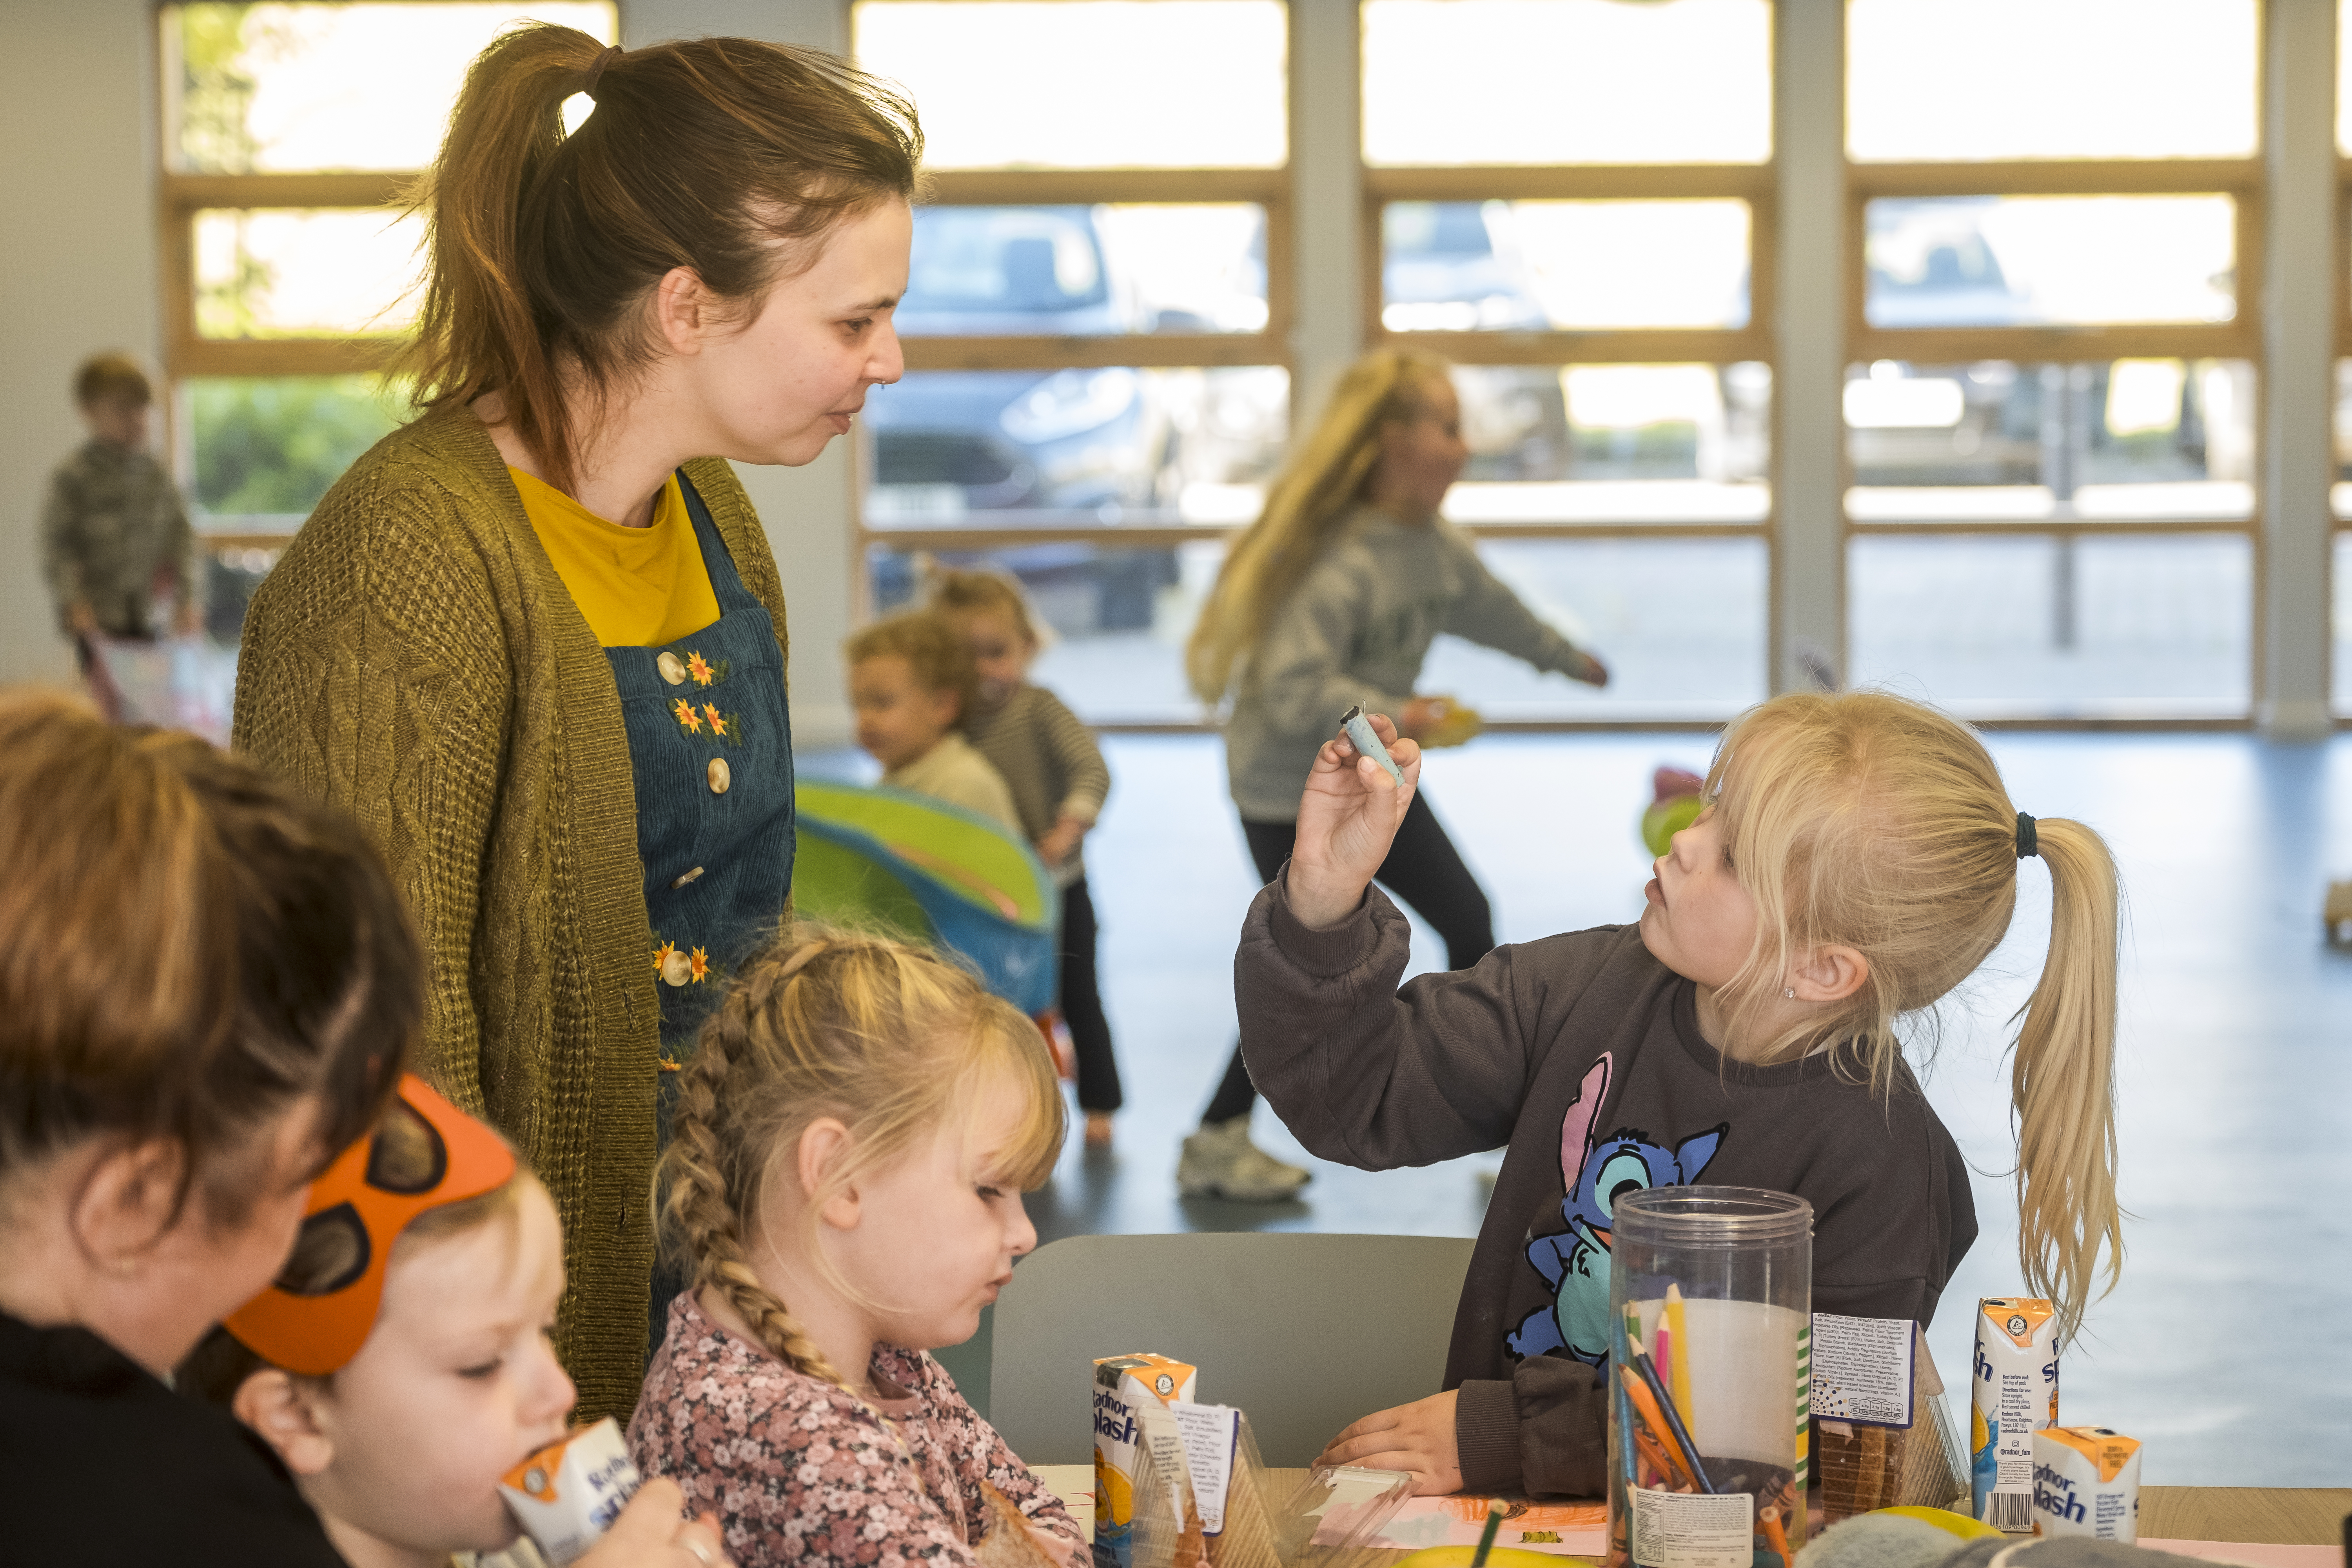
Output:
[1177,1114,1312,1201]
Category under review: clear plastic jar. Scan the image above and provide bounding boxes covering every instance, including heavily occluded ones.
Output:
[1606,1186,1812,1568]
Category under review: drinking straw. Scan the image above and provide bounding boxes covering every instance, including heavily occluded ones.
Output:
[1627,1345,1715,1495]
[1664,1283,1693,1426]
[1468,1499,1506,1568]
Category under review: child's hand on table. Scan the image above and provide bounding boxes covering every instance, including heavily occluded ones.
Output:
[1315,1388,1461,1496]
[1289,711,1420,931]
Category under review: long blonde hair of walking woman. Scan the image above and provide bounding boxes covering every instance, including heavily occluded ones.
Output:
[1185,347,1454,707]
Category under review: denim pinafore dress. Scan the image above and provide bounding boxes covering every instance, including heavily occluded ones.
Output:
[607,472,795,1129]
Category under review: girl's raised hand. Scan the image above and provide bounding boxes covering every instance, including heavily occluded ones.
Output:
[1289,710,1419,929]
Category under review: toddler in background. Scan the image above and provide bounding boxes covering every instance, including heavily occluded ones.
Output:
[631,925,1085,1568]
[180,1074,725,1568]
[848,611,1020,834]
[930,567,1123,1148]
[40,352,199,661]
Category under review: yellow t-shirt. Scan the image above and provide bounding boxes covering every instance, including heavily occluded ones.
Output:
[510,467,721,648]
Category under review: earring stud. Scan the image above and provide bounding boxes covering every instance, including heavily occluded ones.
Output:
[1784,986,1796,1000]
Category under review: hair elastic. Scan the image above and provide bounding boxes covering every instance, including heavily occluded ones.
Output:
[2016,811,2038,859]
[583,45,622,102]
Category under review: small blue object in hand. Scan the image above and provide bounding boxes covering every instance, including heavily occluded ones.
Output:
[1338,704,1406,788]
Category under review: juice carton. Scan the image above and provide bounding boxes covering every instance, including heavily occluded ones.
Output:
[499,1417,643,1565]
[1093,1353,1198,1568]
[2033,1426,2141,1544]
[1970,1299,2059,1532]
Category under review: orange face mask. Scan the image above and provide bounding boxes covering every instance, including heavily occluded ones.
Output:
[224,1074,517,1376]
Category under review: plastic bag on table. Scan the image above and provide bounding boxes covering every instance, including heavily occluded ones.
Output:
[85,634,236,746]
[1275,1465,1416,1568]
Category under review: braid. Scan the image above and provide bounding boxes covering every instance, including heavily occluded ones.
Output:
[659,936,847,1386]
[651,920,1065,1394]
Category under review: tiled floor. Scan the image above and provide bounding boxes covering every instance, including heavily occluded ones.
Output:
[808,729,2352,1487]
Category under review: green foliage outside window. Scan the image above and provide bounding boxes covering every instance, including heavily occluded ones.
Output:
[189,376,406,517]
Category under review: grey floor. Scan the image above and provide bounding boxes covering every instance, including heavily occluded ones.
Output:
[807,730,2352,1488]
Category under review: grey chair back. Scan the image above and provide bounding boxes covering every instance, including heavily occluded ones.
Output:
[987,1232,1475,1466]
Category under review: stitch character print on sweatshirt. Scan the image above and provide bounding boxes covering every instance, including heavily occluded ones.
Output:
[1506,1053,1727,1367]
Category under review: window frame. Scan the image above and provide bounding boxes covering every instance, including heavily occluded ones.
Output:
[153,0,2340,730]
[848,0,1300,719]
[1841,136,2268,720]
[1355,62,1780,723]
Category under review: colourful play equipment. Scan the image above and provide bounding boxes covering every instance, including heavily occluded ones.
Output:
[791,780,1060,1015]
[1639,765,1706,858]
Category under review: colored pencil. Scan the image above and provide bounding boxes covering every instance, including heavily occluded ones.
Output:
[1632,1426,1682,1491]
[1627,1345,1715,1494]
[1652,1317,1673,1414]
[1757,1504,1791,1567]
[1664,1283,1694,1426]
[1468,1499,1506,1568]
[1618,1368,1701,1493]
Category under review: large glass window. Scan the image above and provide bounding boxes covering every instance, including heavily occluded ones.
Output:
[1848,533,2252,718]
[850,0,1291,723]
[900,205,1270,338]
[1381,201,1753,333]
[853,1,1286,169]
[1846,0,2260,719]
[1862,197,2238,329]
[1846,359,2255,523]
[165,2,616,172]
[1357,0,1773,723]
[193,208,425,339]
[1362,0,1771,167]
[1421,538,1770,719]
[862,367,1286,524]
[161,1,619,581]
[1849,0,2259,163]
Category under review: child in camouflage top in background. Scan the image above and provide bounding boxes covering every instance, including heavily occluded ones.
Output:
[40,353,198,657]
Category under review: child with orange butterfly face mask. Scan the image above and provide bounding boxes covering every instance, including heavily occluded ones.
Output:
[181,1076,729,1568]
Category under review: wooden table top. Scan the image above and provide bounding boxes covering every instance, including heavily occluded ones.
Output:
[1250,1470,2351,1550]
[2140,1486,2350,1546]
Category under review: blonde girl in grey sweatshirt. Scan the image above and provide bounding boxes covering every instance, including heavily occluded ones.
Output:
[1178,347,1608,1200]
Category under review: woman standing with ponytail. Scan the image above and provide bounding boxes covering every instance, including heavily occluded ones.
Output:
[233,24,920,1417]
[1179,347,1610,1199]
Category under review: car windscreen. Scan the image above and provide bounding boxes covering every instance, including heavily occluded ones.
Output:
[904,207,1112,316]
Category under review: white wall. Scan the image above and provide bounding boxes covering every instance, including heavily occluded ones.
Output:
[622,0,861,749]
[0,0,158,689]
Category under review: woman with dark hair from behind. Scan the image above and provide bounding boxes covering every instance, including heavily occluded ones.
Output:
[232,25,923,1416]
[0,693,416,1561]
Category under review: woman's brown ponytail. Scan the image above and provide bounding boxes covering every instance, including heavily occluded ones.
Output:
[403,24,922,493]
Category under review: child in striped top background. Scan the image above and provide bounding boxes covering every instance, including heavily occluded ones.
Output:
[929,568,1124,1150]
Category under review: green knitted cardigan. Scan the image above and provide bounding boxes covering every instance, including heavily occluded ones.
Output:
[231,404,789,1421]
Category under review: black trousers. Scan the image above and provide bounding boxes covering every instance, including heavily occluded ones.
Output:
[1203,791,1494,1124]
[1061,875,1122,1112]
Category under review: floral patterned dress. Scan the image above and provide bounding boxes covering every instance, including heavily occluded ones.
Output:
[630,1293,1088,1568]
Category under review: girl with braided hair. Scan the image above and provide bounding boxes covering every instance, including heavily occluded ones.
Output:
[628,925,1083,1568]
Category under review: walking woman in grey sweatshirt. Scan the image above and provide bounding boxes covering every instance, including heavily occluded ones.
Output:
[1178,347,1608,1200]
